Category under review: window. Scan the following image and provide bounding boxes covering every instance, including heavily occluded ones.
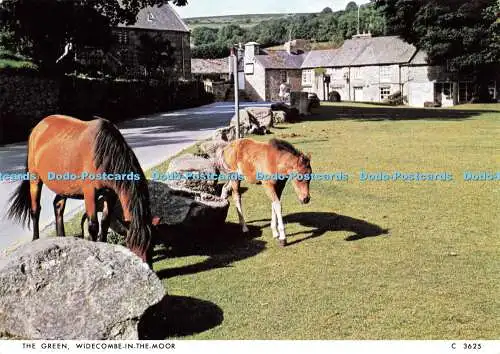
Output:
[442,82,453,100]
[459,82,472,103]
[380,66,391,81]
[116,31,129,45]
[302,69,313,86]
[380,86,391,101]
[280,70,288,83]
[351,67,361,79]
[245,63,254,75]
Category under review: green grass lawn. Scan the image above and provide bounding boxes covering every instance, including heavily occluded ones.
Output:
[62,103,500,339]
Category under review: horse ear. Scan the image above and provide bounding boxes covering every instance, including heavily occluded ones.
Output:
[306,152,312,160]
[152,216,161,226]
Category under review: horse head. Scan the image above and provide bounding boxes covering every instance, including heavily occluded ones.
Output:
[291,153,312,205]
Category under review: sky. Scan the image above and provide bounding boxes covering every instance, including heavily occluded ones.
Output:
[173,0,370,19]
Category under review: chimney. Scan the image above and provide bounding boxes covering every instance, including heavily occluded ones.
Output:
[244,42,260,65]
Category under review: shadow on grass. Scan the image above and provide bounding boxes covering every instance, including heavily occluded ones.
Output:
[308,104,496,122]
[153,222,266,280]
[283,212,388,245]
[138,295,223,339]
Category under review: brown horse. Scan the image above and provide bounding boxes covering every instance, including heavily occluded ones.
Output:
[217,138,312,246]
[7,115,158,265]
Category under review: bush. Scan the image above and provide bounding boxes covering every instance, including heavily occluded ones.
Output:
[192,43,230,59]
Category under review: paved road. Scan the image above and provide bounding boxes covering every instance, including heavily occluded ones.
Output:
[0,101,269,254]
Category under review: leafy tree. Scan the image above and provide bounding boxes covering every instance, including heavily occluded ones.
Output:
[192,43,230,59]
[321,7,333,14]
[345,1,358,11]
[191,26,219,46]
[254,19,288,46]
[0,0,187,73]
[376,0,500,102]
[337,9,359,38]
[217,24,248,45]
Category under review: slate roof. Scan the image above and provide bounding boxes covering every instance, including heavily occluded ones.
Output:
[118,4,190,33]
[350,36,417,66]
[301,36,417,68]
[191,58,229,74]
[255,51,307,70]
[408,50,429,65]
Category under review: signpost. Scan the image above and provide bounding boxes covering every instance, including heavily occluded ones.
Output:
[231,47,241,139]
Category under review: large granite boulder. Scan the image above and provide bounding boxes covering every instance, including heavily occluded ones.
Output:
[163,154,218,194]
[109,181,229,239]
[213,125,237,141]
[0,237,165,340]
[246,107,273,130]
[230,108,269,136]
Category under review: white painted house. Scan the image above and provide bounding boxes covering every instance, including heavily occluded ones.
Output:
[242,34,499,107]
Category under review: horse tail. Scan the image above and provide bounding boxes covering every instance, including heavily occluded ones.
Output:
[7,158,32,228]
[93,118,151,252]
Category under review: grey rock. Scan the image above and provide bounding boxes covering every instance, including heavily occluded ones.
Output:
[109,181,229,237]
[213,126,237,141]
[165,154,218,194]
[199,140,228,158]
[0,237,165,340]
[246,107,273,130]
[230,108,270,136]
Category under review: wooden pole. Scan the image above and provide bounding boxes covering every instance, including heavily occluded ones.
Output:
[231,47,241,139]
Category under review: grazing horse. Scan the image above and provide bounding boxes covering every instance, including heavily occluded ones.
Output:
[7,115,157,265]
[217,138,312,246]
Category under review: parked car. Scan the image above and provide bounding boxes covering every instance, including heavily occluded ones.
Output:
[308,92,321,108]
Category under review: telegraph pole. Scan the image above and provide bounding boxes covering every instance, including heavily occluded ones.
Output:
[231,46,241,139]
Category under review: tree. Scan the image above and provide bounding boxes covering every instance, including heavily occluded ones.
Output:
[321,7,333,14]
[345,1,358,12]
[217,24,248,45]
[191,26,219,46]
[192,43,230,59]
[376,0,500,102]
[0,0,188,73]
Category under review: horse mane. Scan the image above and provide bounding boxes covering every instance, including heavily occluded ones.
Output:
[93,118,152,251]
[270,138,301,157]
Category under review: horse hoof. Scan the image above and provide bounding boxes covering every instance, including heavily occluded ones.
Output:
[278,239,287,247]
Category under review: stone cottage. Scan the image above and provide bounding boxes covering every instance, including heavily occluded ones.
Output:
[242,34,499,107]
[79,3,191,80]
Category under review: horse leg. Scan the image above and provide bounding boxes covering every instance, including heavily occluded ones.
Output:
[220,181,232,199]
[78,213,87,238]
[231,180,249,233]
[83,187,99,242]
[29,180,43,240]
[98,192,117,243]
[264,181,287,246]
[53,195,67,237]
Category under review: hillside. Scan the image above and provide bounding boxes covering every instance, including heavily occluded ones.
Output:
[184,12,319,29]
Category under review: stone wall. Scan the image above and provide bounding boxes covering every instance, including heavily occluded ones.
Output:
[0,71,60,144]
[0,72,212,145]
[266,69,302,101]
